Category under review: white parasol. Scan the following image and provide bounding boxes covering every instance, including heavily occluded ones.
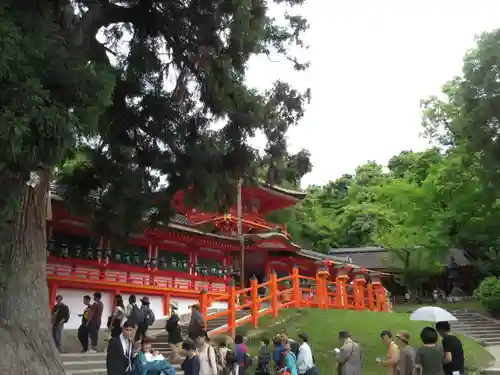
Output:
[410,306,458,322]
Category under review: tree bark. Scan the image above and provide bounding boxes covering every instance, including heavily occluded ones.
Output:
[0,168,65,375]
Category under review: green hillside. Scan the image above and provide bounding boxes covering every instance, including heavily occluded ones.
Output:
[240,309,493,375]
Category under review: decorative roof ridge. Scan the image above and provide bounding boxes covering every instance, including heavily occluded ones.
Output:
[328,247,386,254]
[257,181,307,199]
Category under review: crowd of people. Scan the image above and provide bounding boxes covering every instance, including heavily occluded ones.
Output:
[336,322,464,375]
[50,292,156,353]
[53,295,465,375]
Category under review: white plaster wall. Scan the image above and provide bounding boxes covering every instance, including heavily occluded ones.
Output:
[55,288,113,330]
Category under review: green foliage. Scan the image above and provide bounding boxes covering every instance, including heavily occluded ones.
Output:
[0,0,314,241]
[474,277,500,313]
[273,29,500,283]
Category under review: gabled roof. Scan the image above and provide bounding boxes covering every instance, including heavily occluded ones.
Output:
[326,247,471,269]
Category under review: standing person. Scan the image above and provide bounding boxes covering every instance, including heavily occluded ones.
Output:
[135,296,155,343]
[106,320,137,375]
[166,303,182,362]
[235,334,249,375]
[256,338,271,375]
[126,295,138,321]
[279,340,297,375]
[280,331,298,356]
[336,331,362,375]
[296,333,315,375]
[378,331,400,375]
[110,295,126,338]
[51,294,70,352]
[435,322,465,375]
[272,335,284,373]
[197,330,218,375]
[87,291,104,353]
[415,327,445,375]
[218,341,229,374]
[182,339,201,375]
[395,331,416,375]
[77,295,91,352]
[189,304,204,340]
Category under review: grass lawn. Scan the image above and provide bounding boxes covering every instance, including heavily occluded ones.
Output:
[238,308,493,375]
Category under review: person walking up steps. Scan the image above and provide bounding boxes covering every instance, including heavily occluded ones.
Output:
[166,302,182,362]
[87,291,104,353]
[51,294,70,352]
[77,295,91,352]
[135,297,155,343]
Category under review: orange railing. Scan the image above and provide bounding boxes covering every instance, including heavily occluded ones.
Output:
[204,267,388,337]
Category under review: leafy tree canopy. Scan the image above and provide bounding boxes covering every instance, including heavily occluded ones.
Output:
[275,28,500,282]
[0,0,312,371]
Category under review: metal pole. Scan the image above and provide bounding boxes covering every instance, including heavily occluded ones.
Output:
[237,178,245,288]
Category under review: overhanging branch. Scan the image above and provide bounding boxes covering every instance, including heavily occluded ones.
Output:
[72,1,141,47]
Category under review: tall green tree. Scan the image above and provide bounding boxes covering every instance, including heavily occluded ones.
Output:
[0,0,310,372]
[421,28,500,275]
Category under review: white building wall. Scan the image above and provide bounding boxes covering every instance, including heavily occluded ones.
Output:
[55,288,113,330]
[55,288,228,329]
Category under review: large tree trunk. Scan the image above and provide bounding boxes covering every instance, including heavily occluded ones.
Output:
[0,168,65,375]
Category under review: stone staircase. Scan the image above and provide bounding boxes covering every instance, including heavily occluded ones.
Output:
[62,310,249,374]
[451,310,500,346]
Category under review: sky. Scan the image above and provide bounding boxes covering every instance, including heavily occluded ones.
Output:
[244,1,500,188]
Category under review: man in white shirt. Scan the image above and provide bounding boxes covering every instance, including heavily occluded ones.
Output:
[297,332,315,375]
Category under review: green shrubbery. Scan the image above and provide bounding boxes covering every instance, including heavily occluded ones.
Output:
[474,277,500,312]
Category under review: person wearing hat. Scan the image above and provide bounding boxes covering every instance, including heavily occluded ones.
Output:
[166,302,182,362]
[297,333,316,375]
[336,331,362,375]
[134,296,155,343]
[395,331,415,375]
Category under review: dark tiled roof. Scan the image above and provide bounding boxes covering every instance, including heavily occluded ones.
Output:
[298,249,351,263]
[326,247,471,269]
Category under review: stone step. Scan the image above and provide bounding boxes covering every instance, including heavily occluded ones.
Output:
[454,320,494,325]
[459,331,500,338]
[454,328,500,334]
[64,360,182,371]
[482,367,500,375]
[66,368,185,375]
[66,369,107,375]
[480,340,500,346]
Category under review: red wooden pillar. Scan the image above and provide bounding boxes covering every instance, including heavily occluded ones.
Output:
[163,293,171,316]
[354,274,366,310]
[48,281,57,310]
[370,272,382,311]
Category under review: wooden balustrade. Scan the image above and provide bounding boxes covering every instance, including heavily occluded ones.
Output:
[47,261,388,332]
[204,267,389,337]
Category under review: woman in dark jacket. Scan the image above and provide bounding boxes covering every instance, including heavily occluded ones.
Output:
[166,304,182,362]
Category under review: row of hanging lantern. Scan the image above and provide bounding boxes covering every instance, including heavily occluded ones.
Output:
[46,240,239,278]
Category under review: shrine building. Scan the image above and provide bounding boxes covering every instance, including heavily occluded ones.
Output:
[46,183,380,329]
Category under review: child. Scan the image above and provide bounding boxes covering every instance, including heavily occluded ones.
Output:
[256,338,270,375]
[182,339,201,375]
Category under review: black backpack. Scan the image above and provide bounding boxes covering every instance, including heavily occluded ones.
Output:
[129,304,145,325]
